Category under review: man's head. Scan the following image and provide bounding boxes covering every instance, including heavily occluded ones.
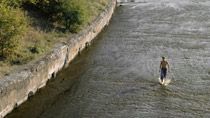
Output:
[162,56,165,60]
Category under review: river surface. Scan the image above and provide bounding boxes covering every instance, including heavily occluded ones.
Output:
[6,0,210,118]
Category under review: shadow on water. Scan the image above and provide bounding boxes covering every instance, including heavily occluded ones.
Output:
[5,47,93,118]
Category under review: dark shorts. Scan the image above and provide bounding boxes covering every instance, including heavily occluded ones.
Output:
[160,68,167,80]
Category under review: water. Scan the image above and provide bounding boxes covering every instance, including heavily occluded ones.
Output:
[6,0,210,117]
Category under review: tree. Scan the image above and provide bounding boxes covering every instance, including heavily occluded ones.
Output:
[61,0,85,32]
[31,0,85,32]
[0,3,27,58]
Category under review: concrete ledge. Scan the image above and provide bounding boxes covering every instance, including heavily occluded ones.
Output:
[0,0,116,117]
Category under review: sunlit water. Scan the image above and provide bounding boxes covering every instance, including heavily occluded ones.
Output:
[6,0,210,118]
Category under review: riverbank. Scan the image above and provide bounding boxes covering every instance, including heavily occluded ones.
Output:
[0,0,112,79]
[0,0,117,117]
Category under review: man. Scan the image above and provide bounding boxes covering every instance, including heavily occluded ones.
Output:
[160,56,170,82]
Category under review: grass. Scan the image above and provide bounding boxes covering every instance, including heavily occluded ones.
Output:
[0,0,112,78]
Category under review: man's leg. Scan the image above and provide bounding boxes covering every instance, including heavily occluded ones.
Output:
[160,69,164,81]
[163,69,167,79]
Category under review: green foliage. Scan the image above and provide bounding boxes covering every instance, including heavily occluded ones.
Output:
[1,0,105,33]
[0,0,36,7]
[9,50,33,65]
[0,3,27,58]
[30,0,85,32]
[61,0,85,32]
[29,40,45,54]
[0,0,21,7]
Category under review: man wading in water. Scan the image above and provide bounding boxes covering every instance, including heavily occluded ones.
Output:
[160,56,170,82]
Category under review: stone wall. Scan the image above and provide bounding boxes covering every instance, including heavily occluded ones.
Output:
[0,0,116,117]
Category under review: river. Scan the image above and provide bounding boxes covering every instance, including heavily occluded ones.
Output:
[6,0,210,117]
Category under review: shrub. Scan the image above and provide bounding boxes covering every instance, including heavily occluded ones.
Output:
[0,3,28,58]
[24,0,85,32]
[61,0,85,32]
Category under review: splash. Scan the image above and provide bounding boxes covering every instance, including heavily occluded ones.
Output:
[159,78,171,86]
